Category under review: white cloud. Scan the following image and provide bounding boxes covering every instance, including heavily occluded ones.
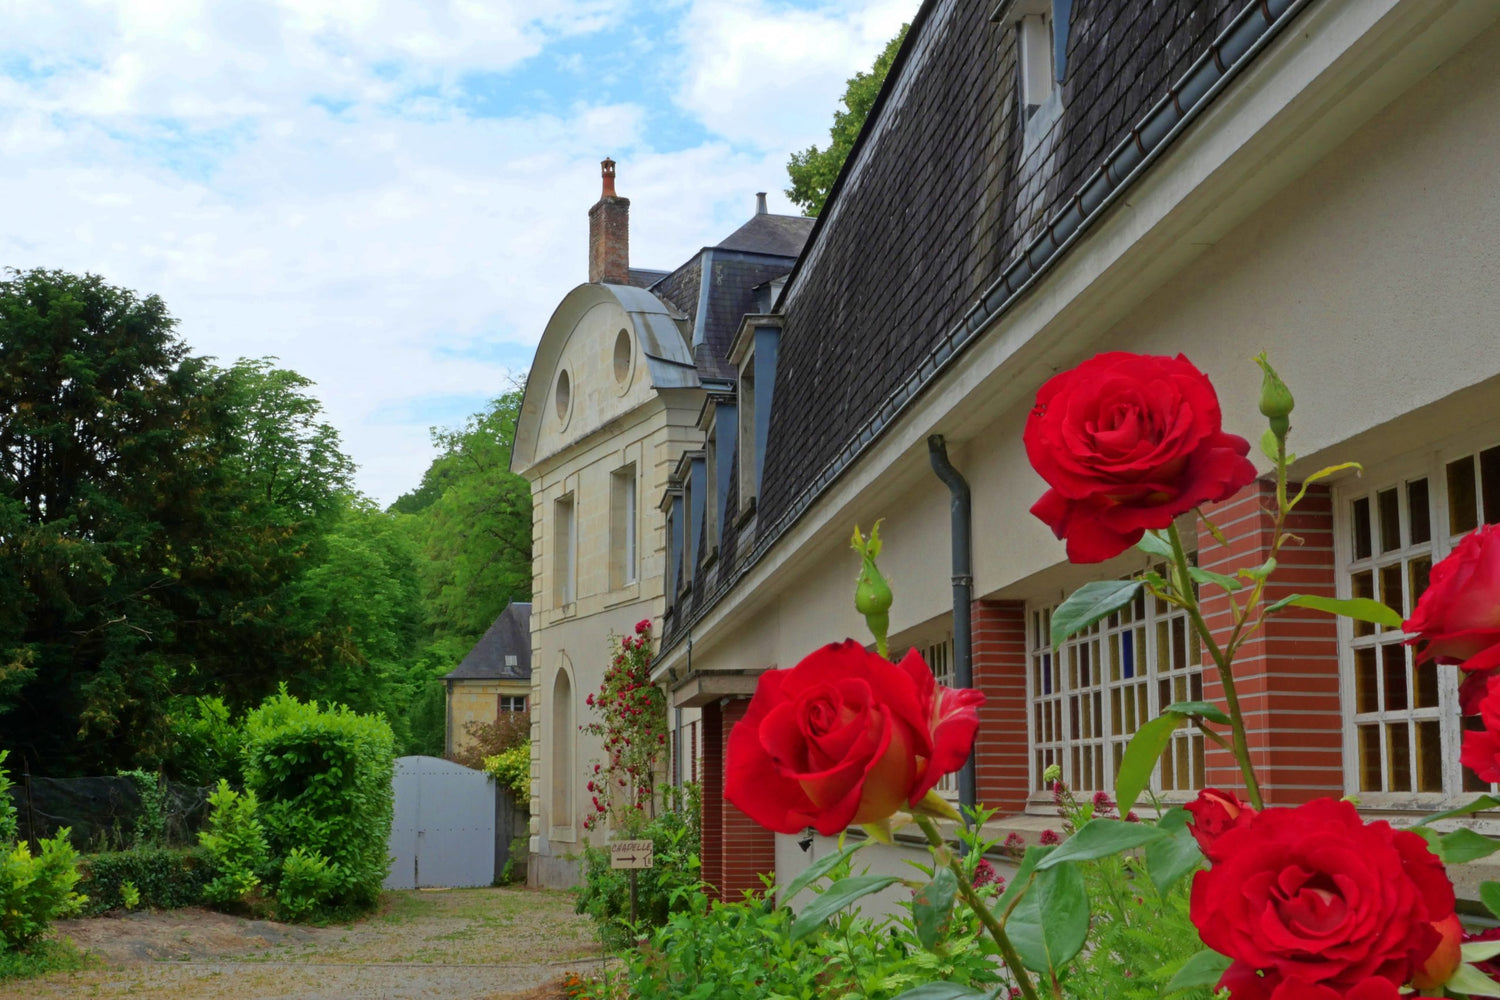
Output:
[0,0,917,503]
[672,0,919,153]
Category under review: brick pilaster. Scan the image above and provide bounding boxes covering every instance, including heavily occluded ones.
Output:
[972,599,1032,815]
[718,698,777,900]
[1197,481,1342,805]
[699,701,724,899]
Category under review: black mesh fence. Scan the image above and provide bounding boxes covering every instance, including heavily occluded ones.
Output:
[5,774,212,851]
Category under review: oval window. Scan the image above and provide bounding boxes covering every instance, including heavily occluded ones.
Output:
[555,369,571,422]
[613,328,632,385]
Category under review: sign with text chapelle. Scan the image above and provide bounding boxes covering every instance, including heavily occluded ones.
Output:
[609,839,653,869]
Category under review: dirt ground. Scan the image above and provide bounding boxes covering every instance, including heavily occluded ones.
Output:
[2,886,611,1000]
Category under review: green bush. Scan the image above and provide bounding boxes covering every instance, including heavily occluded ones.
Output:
[275,847,340,922]
[165,696,245,785]
[0,834,86,949]
[76,847,212,915]
[241,688,395,917]
[574,798,701,948]
[198,779,270,910]
[0,753,17,846]
[482,744,531,804]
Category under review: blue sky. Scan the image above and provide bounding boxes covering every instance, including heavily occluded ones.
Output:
[0,0,916,504]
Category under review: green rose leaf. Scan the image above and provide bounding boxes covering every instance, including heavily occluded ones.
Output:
[1463,939,1500,963]
[912,867,958,951]
[1114,712,1184,815]
[889,986,990,1000]
[1006,856,1089,975]
[1051,580,1144,647]
[1034,818,1167,869]
[1480,882,1500,923]
[1145,807,1204,894]
[1435,828,1500,865]
[1238,557,1277,581]
[1137,531,1175,559]
[789,875,900,941]
[1446,962,1500,997]
[1264,594,1403,628]
[1165,948,1232,994]
[1162,700,1232,725]
[1413,794,1500,827]
[780,841,864,903]
[1188,566,1243,592]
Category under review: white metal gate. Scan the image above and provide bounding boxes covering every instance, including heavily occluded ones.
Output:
[385,756,496,889]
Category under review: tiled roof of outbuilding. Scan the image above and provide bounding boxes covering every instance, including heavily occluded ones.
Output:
[716,213,816,257]
[445,601,532,681]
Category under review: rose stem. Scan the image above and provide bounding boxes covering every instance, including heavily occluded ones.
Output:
[1167,522,1264,810]
[914,814,1045,1000]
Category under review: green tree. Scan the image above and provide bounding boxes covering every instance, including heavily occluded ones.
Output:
[785,24,909,216]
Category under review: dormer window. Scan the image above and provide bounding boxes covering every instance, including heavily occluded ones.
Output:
[996,0,1069,143]
[698,391,737,562]
[729,317,782,519]
[1017,8,1053,118]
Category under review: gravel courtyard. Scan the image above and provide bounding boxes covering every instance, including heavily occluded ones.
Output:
[2,886,608,1000]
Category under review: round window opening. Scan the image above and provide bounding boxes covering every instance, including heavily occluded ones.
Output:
[613,328,632,385]
[555,369,571,422]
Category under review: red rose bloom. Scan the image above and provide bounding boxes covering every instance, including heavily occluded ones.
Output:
[1023,352,1256,563]
[1191,798,1455,992]
[1405,523,1500,673]
[725,640,984,835]
[1462,679,1500,783]
[1184,787,1256,862]
[1217,964,1404,1000]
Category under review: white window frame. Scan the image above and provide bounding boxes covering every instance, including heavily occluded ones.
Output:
[1025,569,1204,802]
[1333,429,1500,807]
[925,636,959,795]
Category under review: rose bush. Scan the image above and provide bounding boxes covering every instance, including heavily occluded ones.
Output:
[1404,522,1500,674]
[1190,798,1456,996]
[725,639,983,835]
[1023,352,1256,563]
[1183,787,1255,862]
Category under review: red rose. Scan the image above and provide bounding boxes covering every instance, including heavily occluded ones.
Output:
[1462,679,1500,783]
[1217,964,1404,1000]
[1023,352,1256,563]
[1191,798,1455,991]
[724,640,984,835]
[1184,787,1256,862]
[1411,914,1463,991]
[1405,524,1500,673]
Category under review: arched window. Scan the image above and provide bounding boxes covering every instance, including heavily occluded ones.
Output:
[550,664,574,829]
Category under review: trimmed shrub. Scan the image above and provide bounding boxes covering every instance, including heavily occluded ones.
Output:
[198,781,270,910]
[0,834,85,949]
[241,689,395,917]
[275,847,340,922]
[76,847,212,915]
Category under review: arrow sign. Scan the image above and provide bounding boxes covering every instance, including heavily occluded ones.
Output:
[610,839,654,869]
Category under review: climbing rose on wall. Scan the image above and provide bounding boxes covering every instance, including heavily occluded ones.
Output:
[1191,798,1456,997]
[725,640,983,835]
[1023,352,1256,563]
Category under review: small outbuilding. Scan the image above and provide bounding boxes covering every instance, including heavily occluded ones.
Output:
[443,601,532,756]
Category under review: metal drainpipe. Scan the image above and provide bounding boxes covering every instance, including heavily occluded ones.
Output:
[928,435,976,821]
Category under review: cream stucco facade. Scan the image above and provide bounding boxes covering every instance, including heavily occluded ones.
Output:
[514,282,707,887]
[445,679,531,756]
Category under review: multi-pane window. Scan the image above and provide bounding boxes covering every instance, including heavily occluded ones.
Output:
[1340,441,1500,801]
[925,637,958,794]
[1028,575,1204,797]
[498,695,527,715]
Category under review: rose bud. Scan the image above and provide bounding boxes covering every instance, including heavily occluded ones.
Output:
[1410,913,1463,991]
[1254,352,1295,442]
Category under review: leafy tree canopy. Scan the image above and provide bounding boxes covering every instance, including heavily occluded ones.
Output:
[785,24,909,217]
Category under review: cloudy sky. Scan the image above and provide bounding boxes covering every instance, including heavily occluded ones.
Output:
[0,0,916,504]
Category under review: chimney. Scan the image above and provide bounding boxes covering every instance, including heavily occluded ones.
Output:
[588,158,630,284]
[756,191,768,215]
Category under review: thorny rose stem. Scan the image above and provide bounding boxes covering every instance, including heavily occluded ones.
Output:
[914,814,1046,1000]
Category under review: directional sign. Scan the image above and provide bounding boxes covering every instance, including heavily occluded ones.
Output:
[610,839,654,869]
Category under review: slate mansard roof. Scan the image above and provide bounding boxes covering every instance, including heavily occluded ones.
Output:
[662,0,1309,646]
[445,601,533,681]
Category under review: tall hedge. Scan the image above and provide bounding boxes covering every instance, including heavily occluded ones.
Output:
[241,690,394,914]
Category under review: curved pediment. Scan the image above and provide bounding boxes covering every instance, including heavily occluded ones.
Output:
[512,283,696,475]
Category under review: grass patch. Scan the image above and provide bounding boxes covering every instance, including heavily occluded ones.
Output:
[0,939,95,981]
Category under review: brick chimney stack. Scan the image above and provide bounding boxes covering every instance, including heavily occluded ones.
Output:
[588,158,630,284]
